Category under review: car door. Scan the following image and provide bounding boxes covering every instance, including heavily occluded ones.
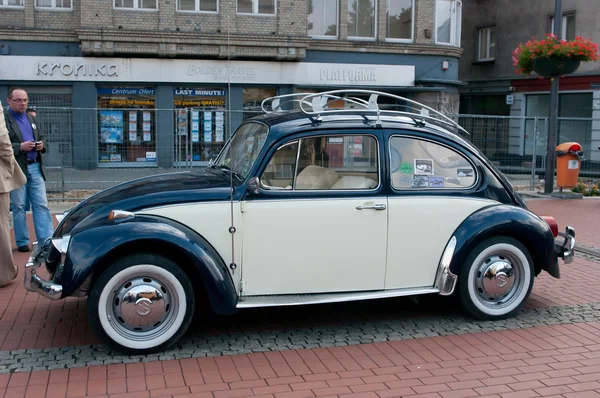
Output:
[385,133,500,290]
[240,131,388,296]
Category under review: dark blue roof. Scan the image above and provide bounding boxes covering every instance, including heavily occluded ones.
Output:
[246,109,480,155]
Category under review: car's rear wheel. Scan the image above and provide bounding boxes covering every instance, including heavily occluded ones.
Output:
[88,254,195,354]
[459,236,534,320]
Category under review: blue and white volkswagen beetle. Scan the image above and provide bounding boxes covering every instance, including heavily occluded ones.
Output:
[25,90,575,354]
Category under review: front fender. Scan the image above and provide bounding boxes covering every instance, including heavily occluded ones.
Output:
[58,215,239,314]
[449,204,559,279]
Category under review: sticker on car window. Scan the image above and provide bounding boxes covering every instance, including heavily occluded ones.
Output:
[428,176,444,188]
[457,168,474,177]
[414,159,434,175]
[400,162,413,174]
[412,175,429,188]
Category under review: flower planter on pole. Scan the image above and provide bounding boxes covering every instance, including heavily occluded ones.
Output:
[532,58,580,78]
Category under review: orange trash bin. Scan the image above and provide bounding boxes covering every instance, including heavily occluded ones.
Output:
[555,142,585,189]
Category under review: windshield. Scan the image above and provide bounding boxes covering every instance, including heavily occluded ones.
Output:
[215,122,269,179]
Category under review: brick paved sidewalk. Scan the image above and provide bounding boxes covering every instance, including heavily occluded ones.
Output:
[2,321,600,398]
[526,198,600,249]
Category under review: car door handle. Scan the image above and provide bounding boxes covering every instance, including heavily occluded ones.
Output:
[356,203,386,211]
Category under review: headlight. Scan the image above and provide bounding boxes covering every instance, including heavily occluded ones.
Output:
[51,235,71,254]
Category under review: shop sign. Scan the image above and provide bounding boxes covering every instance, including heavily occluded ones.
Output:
[37,62,118,77]
[2,56,416,87]
[174,89,226,96]
[98,88,156,95]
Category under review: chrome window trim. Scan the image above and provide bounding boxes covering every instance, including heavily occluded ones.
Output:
[388,133,479,192]
[259,133,382,193]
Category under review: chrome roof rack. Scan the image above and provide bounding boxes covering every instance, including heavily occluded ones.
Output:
[261,89,469,136]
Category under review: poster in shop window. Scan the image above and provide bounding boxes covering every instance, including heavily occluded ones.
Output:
[191,112,200,143]
[204,120,212,143]
[99,110,124,144]
[215,112,224,142]
[143,121,151,142]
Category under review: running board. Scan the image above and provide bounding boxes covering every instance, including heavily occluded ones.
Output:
[236,287,439,308]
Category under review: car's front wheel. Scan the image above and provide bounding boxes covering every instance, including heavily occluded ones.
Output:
[88,253,195,354]
[459,236,534,320]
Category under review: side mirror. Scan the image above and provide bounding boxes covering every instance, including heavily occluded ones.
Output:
[207,158,214,167]
[247,177,261,195]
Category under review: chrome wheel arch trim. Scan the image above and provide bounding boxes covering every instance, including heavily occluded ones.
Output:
[434,235,458,296]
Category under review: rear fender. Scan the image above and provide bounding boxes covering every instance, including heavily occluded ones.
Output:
[448,205,559,279]
[58,215,239,314]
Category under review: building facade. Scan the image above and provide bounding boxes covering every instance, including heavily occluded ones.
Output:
[458,0,600,164]
[0,0,465,170]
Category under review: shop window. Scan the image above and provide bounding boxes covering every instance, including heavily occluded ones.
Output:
[477,26,495,61]
[243,87,275,121]
[177,0,217,12]
[261,135,379,191]
[114,0,157,9]
[348,0,377,39]
[387,0,413,41]
[389,136,476,190]
[1,0,23,6]
[237,0,275,15]
[308,0,338,38]
[173,88,227,164]
[435,0,461,46]
[97,87,157,165]
[36,0,71,8]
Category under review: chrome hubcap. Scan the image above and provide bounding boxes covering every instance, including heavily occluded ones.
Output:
[474,253,523,308]
[107,273,178,340]
[481,260,515,299]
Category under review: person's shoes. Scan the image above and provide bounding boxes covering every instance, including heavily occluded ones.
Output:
[17,245,30,253]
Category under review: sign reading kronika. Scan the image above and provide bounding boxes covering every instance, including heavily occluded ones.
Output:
[37,62,118,77]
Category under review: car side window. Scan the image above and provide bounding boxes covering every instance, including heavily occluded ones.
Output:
[261,135,380,191]
[390,136,476,190]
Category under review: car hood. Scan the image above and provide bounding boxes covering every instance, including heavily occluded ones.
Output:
[54,168,233,237]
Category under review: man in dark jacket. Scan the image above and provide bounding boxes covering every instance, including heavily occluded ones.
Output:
[5,88,53,253]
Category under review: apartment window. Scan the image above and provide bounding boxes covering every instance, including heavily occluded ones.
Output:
[477,26,495,61]
[436,0,461,46]
[0,0,23,7]
[387,0,413,41]
[178,0,217,12]
[308,0,338,38]
[348,0,377,39]
[551,14,575,40]
[36,0,72,8]
[114,0,157,9]
[237,0,275,15]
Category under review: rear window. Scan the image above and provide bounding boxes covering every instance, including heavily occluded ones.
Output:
[390,136,477,190]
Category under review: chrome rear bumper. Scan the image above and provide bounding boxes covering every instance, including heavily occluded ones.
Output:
[24,243,63,300]
[556,226,576,265]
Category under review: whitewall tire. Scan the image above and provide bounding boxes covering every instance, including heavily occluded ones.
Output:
[88,254,195,354]
[459,237,534,320]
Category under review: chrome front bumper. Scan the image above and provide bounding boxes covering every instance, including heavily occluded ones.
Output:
[556,226,576,265]
[24,243,63,300]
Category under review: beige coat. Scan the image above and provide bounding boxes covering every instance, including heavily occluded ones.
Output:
[1,101,26,286]
[1,104,26,193]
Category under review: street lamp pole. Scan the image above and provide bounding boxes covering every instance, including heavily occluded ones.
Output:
[544,0,563,194]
